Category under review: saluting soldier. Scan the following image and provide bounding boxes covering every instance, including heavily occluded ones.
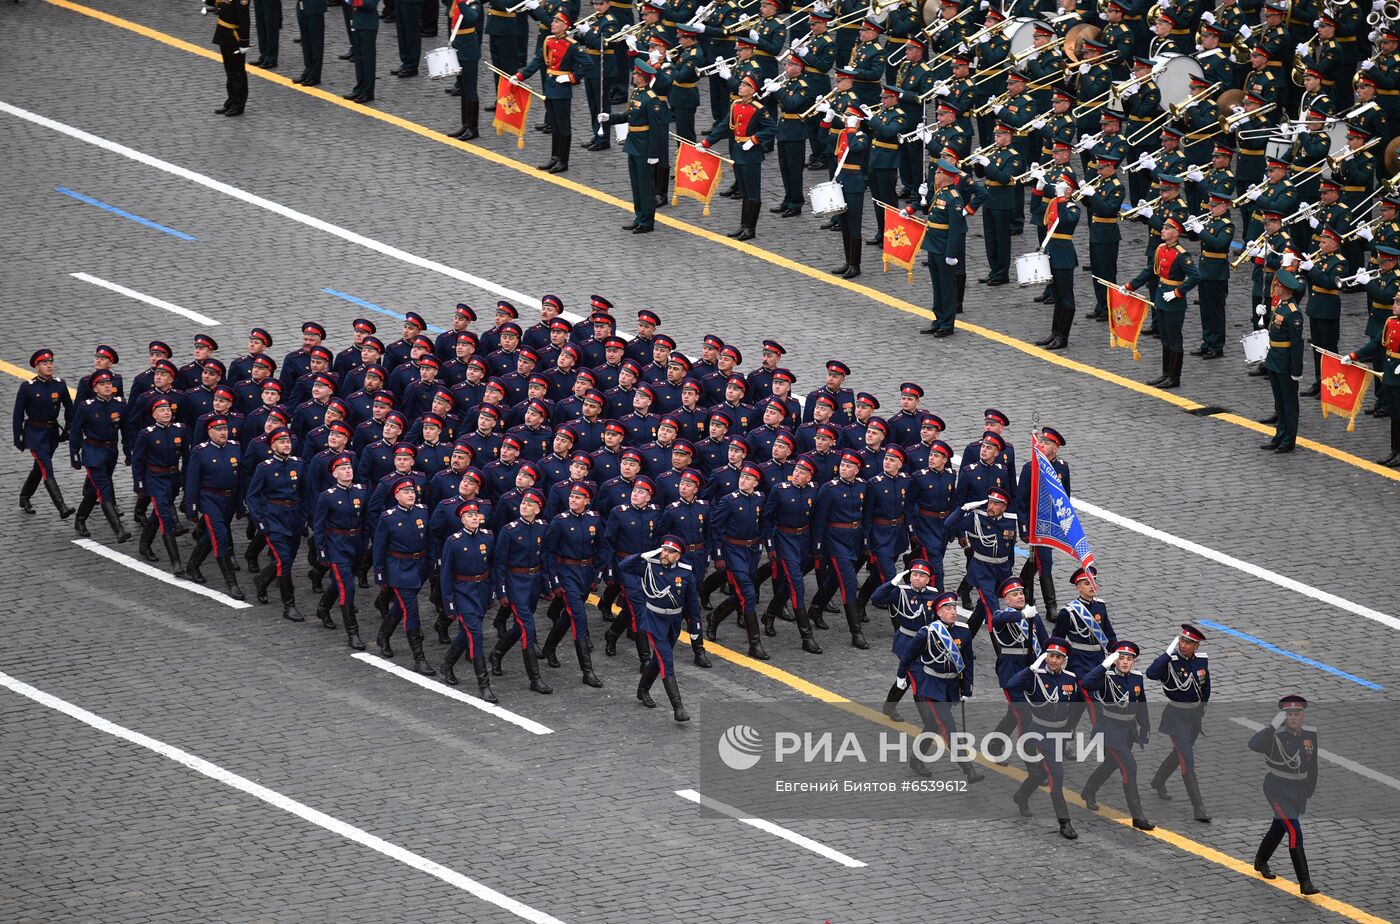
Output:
[1124,215,1200,389]
[1185,190,1236,359]
[1079,639,1155,830]
[1258,269,1307,453]
[1249,695,1321,894]
[1146,622,1212,822]
[875,561,939,721]
[617,536,702,722]
[1006,637,1081,840]
[622,61,668,233]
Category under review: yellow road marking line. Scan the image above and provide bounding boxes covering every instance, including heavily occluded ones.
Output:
[29,0,1400,484]
[0,359,76,398]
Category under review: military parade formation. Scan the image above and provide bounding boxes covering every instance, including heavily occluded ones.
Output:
[10,298,1335,883]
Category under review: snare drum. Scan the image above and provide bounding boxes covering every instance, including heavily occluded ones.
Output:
[426,46,462,80]
[1015,251,1052,286]
[1241,328,1269,364]
[808,181,847,217]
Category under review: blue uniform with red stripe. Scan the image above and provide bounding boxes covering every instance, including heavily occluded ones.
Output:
[246,454,308,577]
[907,464,956,588]
[812,476,866,604]
[313,482,368,607]
[710,487,765,617]
[440,526,496,660]
[373,502,433,634]
[184,439,243,556]
[863,471,911,587]
[492,515,548,648]
[760,479,816,613]
[617,551,702,678]
[131,422,189,536]
[68,395,128,506]
[12,373,73,482]
[542,508,604,642]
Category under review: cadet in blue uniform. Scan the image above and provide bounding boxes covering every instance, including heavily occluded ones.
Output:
[706,462,771,659]
[1249,694,1320,895]
[488,487,553,693]
[13,348,75,519]
[540,483,605,687]
[657,469,716,666]
[1079,640,1155,830]
[875,562,941,721]
[989,577,1048,739]
[617,536,702,722]
[856,444,909,616]
[68,371,131,543]
[1053,565,1116,677]
[130,397,190,574]
[758,458,823,652]
[438,500,500,701]
[944,486,1017,635]
[600,475,659,661]
[809,450,869,649]
[1015,426,1069,610]
[183,417,246,599]
[372,477,435,673]
[906,438,955,587]
[895,582,982,782]
[312,453,369,648]
[246,428,308,621]
[1146,623,1212,821]
[1007,637,1080,840]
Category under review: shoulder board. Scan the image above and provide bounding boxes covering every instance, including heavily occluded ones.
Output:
[1002,512,1018,519]
[196,441,211,449]
[953,621,969,630]
[1062,669,1078,677]
[1195,651,1208,659]
[322,486,337,495]
[1129,669,1145,677]
[143,424,157,434]
[646,90,657,98]
[1302,724,1317,733]
[676,561,693,571]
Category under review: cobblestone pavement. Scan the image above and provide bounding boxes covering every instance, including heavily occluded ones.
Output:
[0,2,1397,922]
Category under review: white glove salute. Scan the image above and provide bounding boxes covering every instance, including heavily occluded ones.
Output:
[1162,288,1177,301]
[961,499,988,511]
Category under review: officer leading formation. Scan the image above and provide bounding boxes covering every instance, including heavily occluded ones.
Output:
[11,311,1332,881]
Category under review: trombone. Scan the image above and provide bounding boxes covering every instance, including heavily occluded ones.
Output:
[606,19,650,43]
[1168,82,1221,120]
[918,3,974,39]
[1221,101,1275,133]
[1011,156,1065,184]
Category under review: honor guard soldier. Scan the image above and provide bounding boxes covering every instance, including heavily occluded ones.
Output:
[617,537,702,722]
[622,62,668,234]
[183,417,246,598]
[945,486,1017,635]
[826,104,873,278]
[809,451,870,649]
[1298,227,1348,396]
[876,561,941,721]
[313,453,369,648]
[989,577,1048,737]
[373,476,437,675]
[1249,695,1321,894]
[68,371,130,543]
[345,0,379,102]
[1342,295,1400,465]
[540,483,606,686]
[707,461,770,658]
[895,583,983,783]
[1006,637,1080,840]
[14,348,75,519]
[211,0,252,115]
[1184,190,1236,358]
[516,11,583,173]
[1035,166,1082,350]
[968,123,1024,288]
[1146,623,1212,821]
[131,397,189,574]
[1080,149,1125,321]
[1051,564,1117,676]
[1124,215,1200,389]
[246,428,309,620]
[1079,640,1155,830]
[914,158,968,336]
[700,74,777,240]
[1015,427,1069,610]
[1259,269,1306,453]
[438,500,500,699]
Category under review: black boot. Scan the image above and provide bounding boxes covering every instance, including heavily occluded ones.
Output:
[636,660,659,708]
[1157,349,1182,389]
[161,530,185,578]
[343,604,365,650]
[541,604,568,666]
[73,494,94,537]
[841,239,862,279]
[1146,349,1171,387]
[1125,786,1154,829]
[662,675,690,722]
[254,563,277,603]
[882,682,906,722]
[138,519,160,560]
[844,603,869,649]
[1058,818,1078,840]
[218,555,245,601]
[1038,569,1057,617]
[743,610,770,660]
[550,135,571,173]
[440,638,465,684]
[576,639,602,687]
[18,468,41,514]
[761,609,777,637]
[186,534,210,584]
[1254,829,1283,879]
[794,603,822,653]
[408,629,436,676]
[44,476,75,518]
[523,648,552,693]
[1183,772,1211,822]
[316,601,337,629]
[473,654,499,702]
[462,100,479,140]
[433,613,452,645]
[376,612,396,658]
[279,573,302,621]
[537,132,560,171]
[706,596,735,640]
[1290,846,1318,894]
[830,236,852,275]
[691,635,713,667]
[805,601,828,631]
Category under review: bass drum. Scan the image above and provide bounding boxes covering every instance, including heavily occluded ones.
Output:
[1152,51,1204,107]
[1005,18,1053,58]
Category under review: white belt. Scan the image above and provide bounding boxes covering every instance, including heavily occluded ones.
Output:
[899,626,920,637]
[1267,768,1310,781]
[648,604,683,616]
[974,553,1009,564]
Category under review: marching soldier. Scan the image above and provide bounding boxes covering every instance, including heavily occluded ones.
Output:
[1124,215,1200,389]
[808,451,870,649]
[895,582,984,784]
[211,0,253,115]
[700,74,777,240]
[1079,640,1155,830]
[1249,695,1320,894]
[540,483,605,686]
[1015,427,1069,611]
[130,397,189,574]
[600,476,660,664]
[1185,191,1236,359]
[14,352,76,520]
[373,477,437,675]
[183,417,246,599]
[1342,294,1400,465]
[707,461,770,658]
[246,428,309,620]
[1006,637,1081,840]
[989,576,1046,738]
[875,560,939,720]
[772,54,817,217]
[438,500,500,699]
[617,536,703,722]
[312,453,369,648]
[758,458,822,651]
[68,371,130,543]
[622,61,668,234]
[944,486,1017,636]
[76,344,123,405]
[1082,148,1124,321]
[1146,623,1212,822]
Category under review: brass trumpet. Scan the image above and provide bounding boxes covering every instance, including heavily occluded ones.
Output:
[1229,230,1276,268]
[1326,136,1381,172]
[696,53,738,75]
[1011,156,1064,184]
[1121,194,1164,219]
[800,87,841,118]
[724,14,762,34]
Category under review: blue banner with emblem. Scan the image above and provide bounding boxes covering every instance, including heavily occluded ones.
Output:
[1026,436,1096,577]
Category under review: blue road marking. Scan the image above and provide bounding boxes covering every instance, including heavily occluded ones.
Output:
[321,287,446,333]
[1199,619,1383,691]
[56,187,196,241]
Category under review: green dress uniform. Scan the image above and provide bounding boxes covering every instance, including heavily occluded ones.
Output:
[1178,86,1219,211]
[1362,46,1400,140]
[993,93,1037,235]
[1191,206,1236,356]
[1335,143,1375,270]
[624,72,668,233]
[485,0,521,78]
[701,7,739,117]
[883,0,920,82]
[1261,273,1306,451]
[922,175,968,335]
[773,71,817,215]
[1247,173,1298,304]
[447,0,483,137]
[668,36,704,141]
[1255,18,1290,90]
[798,27,836,164]
[929,117,970,162]
[705,92,777,237]
[1126,236,1201,387]
[1288,128,1330,238]
[1197,161,1237,202]
[1082,160,1125,320]
[1041,188,1082,348]
[820,83,859,186]
[750,15,785,82]
[348,0,378,100]
[972,23,1010,147]
[1196,44,1237,92]
[575,9,623,148]
[295,0,327,85]
[866,102,904,242]
[1242,65,1279,107]
[1072,51,1113,155]
[1232,106,1270,214]
[1299,247,1348,389]
[1122,70,1161,203]
[1362,262,1400,386]
[846,36,885,106]
[972,138,1024,285]
[213,0,253,114]
[893,57,936,193]
[1099,20,1133,80]
[830,121,871,266]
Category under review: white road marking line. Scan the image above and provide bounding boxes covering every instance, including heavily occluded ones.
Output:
[73,537,252,609]
[350,652,553,735]
[1231,718,1400,792]
[0,670,569,924]
[70,271,219,326]
[674,789,867,868]
[9,101,1396,636]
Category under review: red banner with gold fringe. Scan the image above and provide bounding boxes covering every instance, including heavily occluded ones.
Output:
[672,141,724,216]
[1106,283,1151,360]
[880,205,927,284]
[492,75,532,149]
[1317,349,1377,432]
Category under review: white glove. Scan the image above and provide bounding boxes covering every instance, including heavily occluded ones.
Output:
[895,675,909,690]
[1307,217,1319,229]
[742,139,755,150]
[1029,114,1048,130]
[945,256,959,265]
[1029,164,1046,183]
[991,103,1004,114]
[957,42,969,54]
[748,28,759,40]
[1246,186,1263,201]
[625,34,639,51]
[509,73,523,86]
[716,61,732,79]
[1357,226,1374,241]
[1239,23,1252,40]
[979,31,991,44]
[761,78,779,94]
[1162,288,1177,301]
[1079,179,1097,197]
[1186,167,1204,182]
[1055,180,1069,198]
[689,631,701,642]
[1200,10,1215,23]
[934,81,951,97]
[648,48,662,64]
[647,157,659,165]
[961,499,988,511]
[1139,154,1157,172]
[555,73,572,83]
[1255,303,1267,316]
[233,46,245,54]
[1341,354,1355,365]
[817,98,833,117]
[1119,82,1138,98]
[1295,42,1309,56]
[1023,605,1038,618]
[1271,709,1287,729]
[1354,269,1373,284]
[1079,62,1090,75]
[1374,0,1385,9]
[1281,250,1297,268]
[525,0,541,8]
[791,39,808,55]
[598,111,610,123]
[917,124,933,143]
[1140,204,1154,219]
[1246,242,1262,258]
[1361,58,1375,70]
[575,21,591,34]
[1184,216,1203,233]
[1291,374,1303,382]
[972,154,990,166]
[918,182,929,197]
[1076,134,1095,151]
[980,0,989,7]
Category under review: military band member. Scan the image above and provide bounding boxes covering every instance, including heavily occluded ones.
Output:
[772,54,817,217]
[1298,227,1348,396]
[967,122,1023,287]
[1255,269,1306,452]
[1033,160,1081,350]
[1079,640,1155,830]
[893,37,935,197]
[1082,149,1125,321]
[864,87,904,244]
[1248,695,1320,894]
[573,0,622,150]
[1184,191,1236,358]
[669,23,704,142]
[701,75,775,240]
[345,0,380,103]
[1124,215,1200,389]
[825,103,872,278]
[1119,56,1162,204]
[846,18,886,107]
[622,61,667,234]
[516,11,583,173]
[211,0,253,115]
[1342,294,1400,465]
[914,159,967,337]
